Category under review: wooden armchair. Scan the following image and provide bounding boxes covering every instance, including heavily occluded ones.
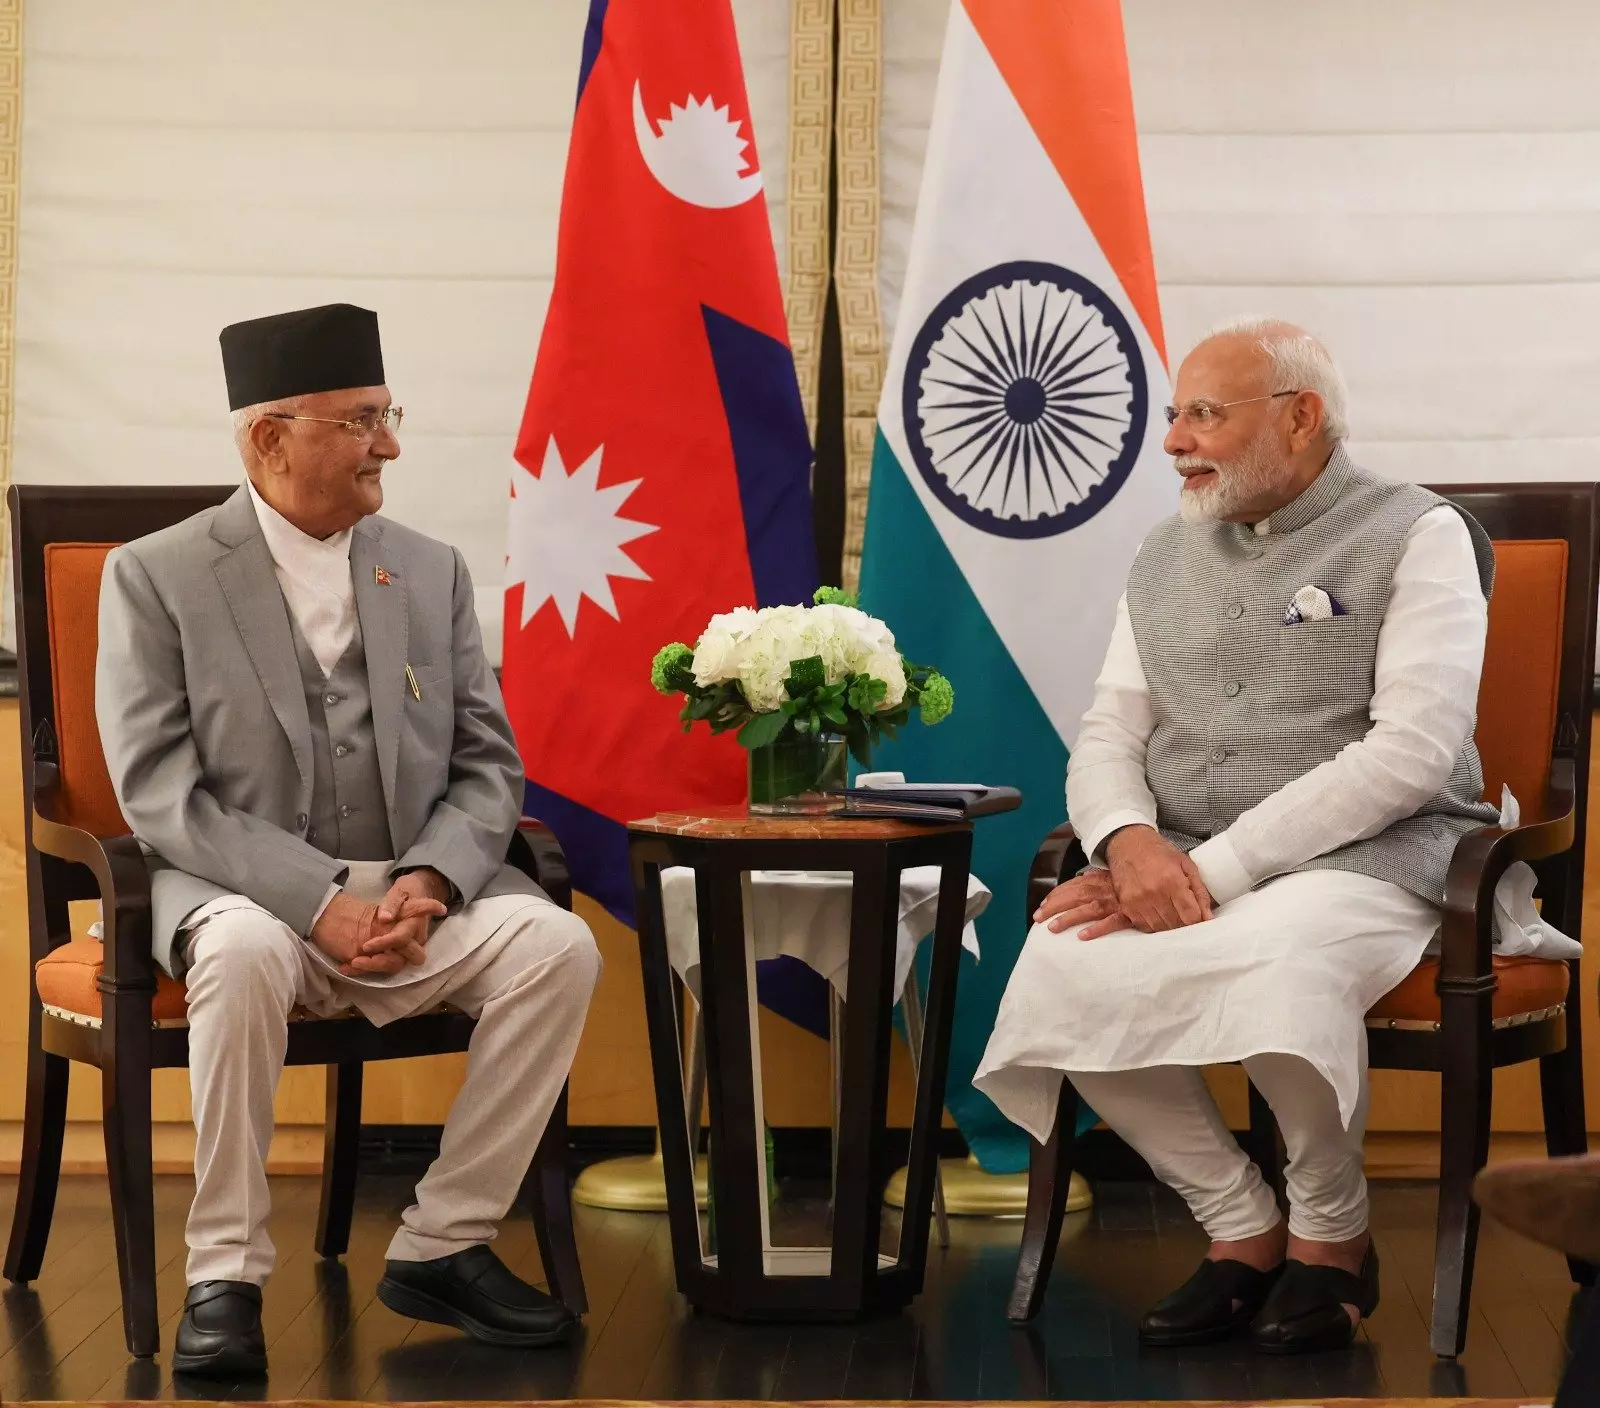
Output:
[1008,482,1600,1359]
[1,485,587,1358]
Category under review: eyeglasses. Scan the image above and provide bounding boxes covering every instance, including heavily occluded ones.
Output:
[1163,390,1300,430]
[261,406,404,438]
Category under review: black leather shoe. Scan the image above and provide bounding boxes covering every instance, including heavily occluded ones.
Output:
[1139,1258,1284,1347]
[171,1280,266,1377]
[378,1244,576,1347]
[1250,1242,1380,1354]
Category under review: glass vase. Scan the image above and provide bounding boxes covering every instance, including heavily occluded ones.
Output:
[747,731,848,816]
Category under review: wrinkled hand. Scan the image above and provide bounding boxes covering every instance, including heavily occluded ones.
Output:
[360,869,451,967]
[1033,869,1129,936]
[1102,824,1213,936]
[309,892,415,977]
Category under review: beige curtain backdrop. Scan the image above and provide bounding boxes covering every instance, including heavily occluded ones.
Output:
[8,0,792,664]
[878,0,1600,484]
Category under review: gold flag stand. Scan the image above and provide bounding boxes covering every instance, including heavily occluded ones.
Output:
[572,1139,708,1212]
[884,1156,1092,1217]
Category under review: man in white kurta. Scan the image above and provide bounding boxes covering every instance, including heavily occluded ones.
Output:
[975,317,1497,1355]
[96,305,601,1377]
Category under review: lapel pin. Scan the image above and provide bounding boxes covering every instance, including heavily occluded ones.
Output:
[375,566,393,586]
[405,663,422,701]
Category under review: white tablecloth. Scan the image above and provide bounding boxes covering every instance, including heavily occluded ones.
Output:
[659,866,990,1001]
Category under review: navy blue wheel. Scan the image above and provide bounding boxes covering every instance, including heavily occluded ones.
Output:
[902,260,1147,538]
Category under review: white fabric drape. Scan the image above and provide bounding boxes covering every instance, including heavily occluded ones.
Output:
[12,0,790,662]
[882,0,1600,485]
[15,1,1600,656]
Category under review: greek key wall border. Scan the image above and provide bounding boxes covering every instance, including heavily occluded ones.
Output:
[784,0,834,442]
[832,0,883,594]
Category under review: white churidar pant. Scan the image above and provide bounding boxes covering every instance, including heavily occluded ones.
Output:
[180,863,601,1286]
[974,869,1440,1241]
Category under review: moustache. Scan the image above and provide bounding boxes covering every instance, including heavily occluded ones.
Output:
[1173,456,1224,478]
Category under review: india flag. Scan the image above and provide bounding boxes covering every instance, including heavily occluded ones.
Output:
[859,0,1175,1170]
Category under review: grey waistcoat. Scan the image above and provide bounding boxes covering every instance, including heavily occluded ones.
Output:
[1123,447,1500,905]
[289,612,394,862]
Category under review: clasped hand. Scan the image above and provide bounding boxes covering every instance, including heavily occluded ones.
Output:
[1033,824,1213,939]
[309,868,452,977]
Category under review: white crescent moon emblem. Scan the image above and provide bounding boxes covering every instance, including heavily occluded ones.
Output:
[631,80,763,210]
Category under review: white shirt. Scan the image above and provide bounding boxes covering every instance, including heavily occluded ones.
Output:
[244,479,357,931]
[1067,504,1489,905]
[246,478,356,676]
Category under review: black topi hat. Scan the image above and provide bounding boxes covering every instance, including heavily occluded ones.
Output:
[219,303,385,411]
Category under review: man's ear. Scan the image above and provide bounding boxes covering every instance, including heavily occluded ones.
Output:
[1287,390,1326,455]
[248,412,288,468]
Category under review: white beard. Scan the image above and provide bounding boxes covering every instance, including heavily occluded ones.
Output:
[1176,424,1288,524]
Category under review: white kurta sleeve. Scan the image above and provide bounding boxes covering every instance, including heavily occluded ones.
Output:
[1188,505,1488,904]
[1066,594,1161,861]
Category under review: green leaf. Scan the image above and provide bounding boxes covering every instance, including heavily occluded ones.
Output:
[785,654,826,696]
[846,727,874,768]
[737,710,790,750]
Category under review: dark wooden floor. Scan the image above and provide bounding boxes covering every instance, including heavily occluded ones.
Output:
[0,1172,1581,1402]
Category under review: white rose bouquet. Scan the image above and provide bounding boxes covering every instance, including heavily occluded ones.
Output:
[650,587,954,765]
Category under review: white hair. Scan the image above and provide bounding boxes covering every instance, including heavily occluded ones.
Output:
[231,393,313,466]
[1200,315,1350,442]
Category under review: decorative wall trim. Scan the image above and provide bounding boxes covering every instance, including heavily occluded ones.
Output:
[831,0,883,593]
[784,0,835,443]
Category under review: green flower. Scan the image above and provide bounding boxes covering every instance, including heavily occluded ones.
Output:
[918,671,954,726]
[812,585,857,608]
[650,642,695,695]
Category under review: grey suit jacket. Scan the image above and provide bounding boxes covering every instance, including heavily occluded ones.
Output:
[96,485,542,975]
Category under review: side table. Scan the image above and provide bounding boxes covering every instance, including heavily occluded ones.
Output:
[628,808,974,1321]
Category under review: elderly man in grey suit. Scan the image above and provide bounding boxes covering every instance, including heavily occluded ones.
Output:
[95,304,601,1378]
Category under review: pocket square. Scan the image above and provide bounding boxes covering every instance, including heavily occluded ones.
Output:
[1282,584,1346,625]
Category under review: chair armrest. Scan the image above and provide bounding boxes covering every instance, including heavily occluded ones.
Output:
[1437,755,1577,987]
[509,817,574,913]
[31,810,157,996]
[1027,821,1089,918]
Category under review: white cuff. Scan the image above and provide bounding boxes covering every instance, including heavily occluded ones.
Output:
[1080,808,1160,865]
[306,882,343,938]
[1188,835,1254,907]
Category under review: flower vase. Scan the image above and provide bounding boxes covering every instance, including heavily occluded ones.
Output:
[747,732,848,816]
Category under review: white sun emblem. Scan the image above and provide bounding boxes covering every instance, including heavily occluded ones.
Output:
[631,81,763,209]
[505,437,658,636]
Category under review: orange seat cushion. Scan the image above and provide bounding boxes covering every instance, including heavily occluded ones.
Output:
[44,542,130,838]
[35,940,188,1023]
[1369,954,1569,1024]
[1476,539,1567,809]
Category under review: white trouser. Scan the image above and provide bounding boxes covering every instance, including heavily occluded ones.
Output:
[1068,1052,1370,1243]
[182,900,601,1285]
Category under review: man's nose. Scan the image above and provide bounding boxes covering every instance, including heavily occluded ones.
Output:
[1163,418,1193,458]
[373,426,401,460]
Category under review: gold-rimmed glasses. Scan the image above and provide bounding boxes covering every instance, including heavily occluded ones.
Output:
[1163,390,1300,431]
[261,406,404,438]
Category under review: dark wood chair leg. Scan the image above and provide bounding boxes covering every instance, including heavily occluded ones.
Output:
[1007,1076,1079,1323]
[315,1062,363,1259]
[102,1012,159,1357]
[1245,1077,1287,1209]
[1430,1000,1493,1358]
[3,1030,69,1283]
[526,1081,587,1315]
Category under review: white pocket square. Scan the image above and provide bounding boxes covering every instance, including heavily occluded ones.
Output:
[1283,584,1345,625]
